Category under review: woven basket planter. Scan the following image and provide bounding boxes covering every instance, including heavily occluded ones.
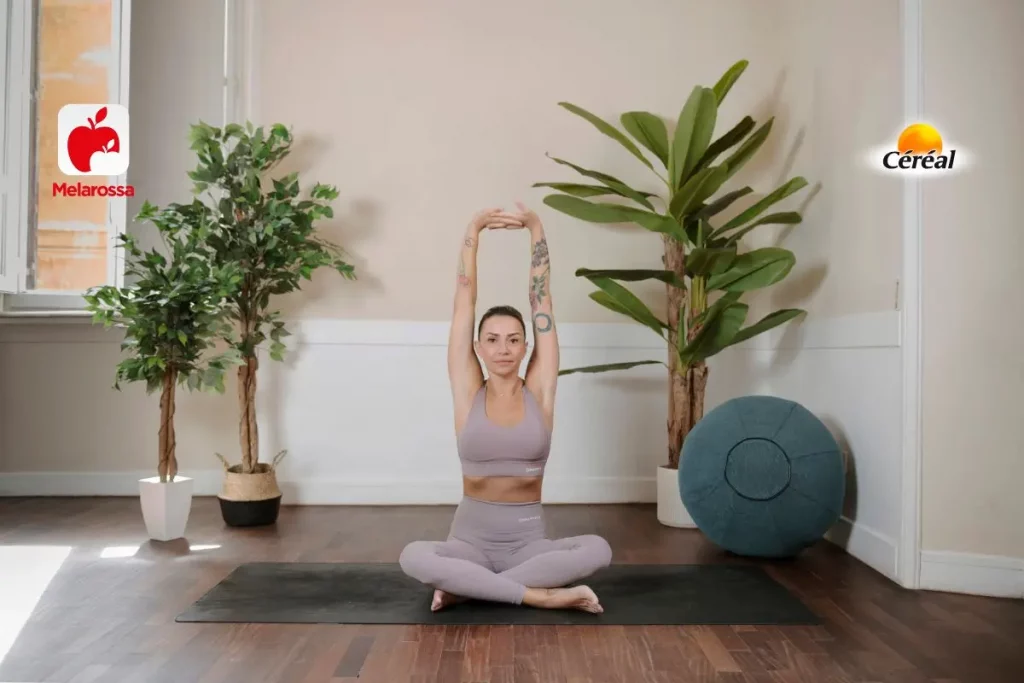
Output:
[216,452,285,527]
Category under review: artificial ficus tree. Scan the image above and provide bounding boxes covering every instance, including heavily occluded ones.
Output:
[84,203,243,482]
[536,59,810,469]
[184,121,356,474]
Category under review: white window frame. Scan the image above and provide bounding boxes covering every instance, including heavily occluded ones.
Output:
[223,0,256,128]
[0,0,131,316]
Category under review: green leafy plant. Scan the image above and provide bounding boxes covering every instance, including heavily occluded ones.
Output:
[535,60,809,469]
[84,205,244,482]
[184,121,357,475]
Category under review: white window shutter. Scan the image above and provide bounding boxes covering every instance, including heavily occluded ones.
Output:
[0,0,32,293]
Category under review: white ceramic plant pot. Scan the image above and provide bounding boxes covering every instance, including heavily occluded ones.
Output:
[139,475,193,541]
[656,465,696,528]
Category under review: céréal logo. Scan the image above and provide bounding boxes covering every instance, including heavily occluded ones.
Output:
[54,104,134,197]
[869,122,971,177]
[883,123,954,171]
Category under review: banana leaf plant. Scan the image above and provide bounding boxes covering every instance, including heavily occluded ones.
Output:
[536,60,809,469]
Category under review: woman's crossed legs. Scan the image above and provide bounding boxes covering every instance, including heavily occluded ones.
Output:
[399,532,612,612]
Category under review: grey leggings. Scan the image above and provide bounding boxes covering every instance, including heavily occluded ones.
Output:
[398,496,613,605]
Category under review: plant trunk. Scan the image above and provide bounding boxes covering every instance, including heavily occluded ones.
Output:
[158,367,178,483]
[238,355,259,473]
[663,235,710,469]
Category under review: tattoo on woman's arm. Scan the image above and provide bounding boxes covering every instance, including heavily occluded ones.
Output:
[530,237,553,333]
[531,237,549,268]
[457,254,471,287]
[529,266,549,309]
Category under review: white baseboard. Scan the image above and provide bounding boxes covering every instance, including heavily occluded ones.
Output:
[0,470,657,505]
[825,516,898,581]
[920,551,1024,599]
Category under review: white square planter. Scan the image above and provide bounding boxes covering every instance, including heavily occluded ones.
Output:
[656,465,696,528]
[139,475,194,541]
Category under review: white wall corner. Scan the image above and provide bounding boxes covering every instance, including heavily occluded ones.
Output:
[898,0,924,591]
[826,517,899,582]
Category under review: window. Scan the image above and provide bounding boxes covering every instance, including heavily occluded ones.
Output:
[1,0,131,313]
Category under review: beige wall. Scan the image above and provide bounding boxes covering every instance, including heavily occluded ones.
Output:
[921,0,1024,559]
[252,0,902,323]
[124,0,226,255]
[768,0,903,318]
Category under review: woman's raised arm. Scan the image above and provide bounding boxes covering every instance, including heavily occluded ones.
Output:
[448,208,522,432]
[519,203,559,424]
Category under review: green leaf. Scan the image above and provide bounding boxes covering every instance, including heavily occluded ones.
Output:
[670,86,717,188]
[706,247,796,292]
[716,178,808,233]
[726,308,804,348]
[546,156,655,210]
[723,211,803,246]
[680,296,748,365]
[532,182,654,200]
[585,276,667,337]
[694,186,753,220]
[712,59,749,104]
[543,194,682,239]
[559,359,665,376]
[669,165,728,220]
[575,267,684,289]
[588,290,634,319]
[559,102,654,171]
[691,116,755,175]
[620,111,669,167]
[721,117,774,182]
[684,292,749,366]
[685,247,737,277]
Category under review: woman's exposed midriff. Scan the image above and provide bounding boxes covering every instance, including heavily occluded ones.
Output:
[462,475,543,503]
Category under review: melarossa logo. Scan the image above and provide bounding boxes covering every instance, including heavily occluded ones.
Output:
[883,123,954,170]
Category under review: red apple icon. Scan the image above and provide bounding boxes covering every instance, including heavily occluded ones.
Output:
[66,106,120,173]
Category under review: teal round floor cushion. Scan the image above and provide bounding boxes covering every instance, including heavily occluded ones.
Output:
[679,395,845,558]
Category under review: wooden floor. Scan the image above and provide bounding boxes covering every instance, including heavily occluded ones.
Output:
[0,498,1021,683]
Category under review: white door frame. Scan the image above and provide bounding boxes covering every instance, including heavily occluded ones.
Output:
[898,0,924,590]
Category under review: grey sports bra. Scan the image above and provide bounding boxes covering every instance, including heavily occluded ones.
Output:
[457,382,551,477]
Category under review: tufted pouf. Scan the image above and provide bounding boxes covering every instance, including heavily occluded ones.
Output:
[679,395,845,558]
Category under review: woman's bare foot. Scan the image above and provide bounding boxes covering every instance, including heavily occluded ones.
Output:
[431,589,466,612]
[522,586,603,614]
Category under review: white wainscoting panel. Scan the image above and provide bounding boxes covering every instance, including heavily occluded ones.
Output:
[0,312,902,579]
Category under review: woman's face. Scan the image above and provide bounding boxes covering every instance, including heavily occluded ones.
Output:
[475,315,528,377]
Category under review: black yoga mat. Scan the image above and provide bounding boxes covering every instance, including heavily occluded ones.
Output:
[175,562,819,626]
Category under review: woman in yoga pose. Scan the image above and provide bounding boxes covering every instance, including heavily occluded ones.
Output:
[399,203,612,613]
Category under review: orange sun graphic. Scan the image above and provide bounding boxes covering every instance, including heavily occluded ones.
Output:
[897,123,943,155]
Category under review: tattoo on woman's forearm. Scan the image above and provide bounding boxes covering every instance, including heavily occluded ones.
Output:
[531,237,549,268]
[533,312,553,333]
[529,266,549,309]
[457,254,471,287]
[465,237,475,248]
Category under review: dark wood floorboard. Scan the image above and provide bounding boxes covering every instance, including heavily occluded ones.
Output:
[0,497,1021,682]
